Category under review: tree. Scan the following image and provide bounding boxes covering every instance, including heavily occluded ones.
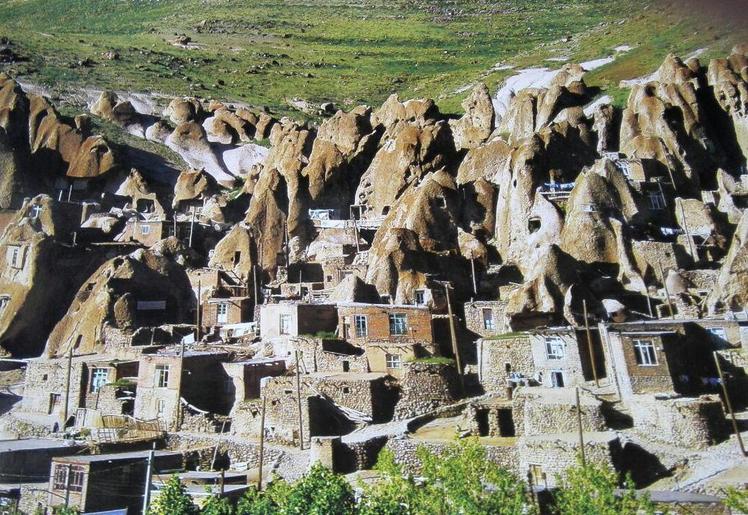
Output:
[360,439,534,515]
[50,507,80,515]
[148,474,199,515]
[552,459,654,515]
[282,463,355,515]
[201,488,235,515]
[235,485,278,515]
[725,487,748,513]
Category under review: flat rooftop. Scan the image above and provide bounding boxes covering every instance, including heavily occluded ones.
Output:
[54,450,180,464]
[0,438,81,452]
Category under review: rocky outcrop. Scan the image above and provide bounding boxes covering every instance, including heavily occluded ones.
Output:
[708,211,748,311]
[449,83,494,150]
[44,245,194,357]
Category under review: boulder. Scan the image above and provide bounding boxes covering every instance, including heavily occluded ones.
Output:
[449,83,495,150]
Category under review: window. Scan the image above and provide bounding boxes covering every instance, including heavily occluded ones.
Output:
[279,314,291,335]
[48,393,61,414]
[616,160,632,178]
[529,464,544,486]
[633,339,658,366]
[414,290,426,305]
[648,192,666,210]
[30,205,43,219]
[7,246,23,269]
[385,353,402,369]
[0,296,9,312]
[53,464,85,492]
[155,365,170,388]
[550,371,565,388]
[389,314,408,335]
[545,336,566,360]
[90,368,108,393]
[354,315,368,337]
[708,327,727,343]
[140,224,151,235]
[217,302,229,324]
[156,399,166,415]
[482,309,495,331]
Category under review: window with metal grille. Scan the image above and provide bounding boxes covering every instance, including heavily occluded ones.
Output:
[633,339,658,366]
[389,313,407,335]
[648,192,666,210]
[90,368,108,393]
[279,314,291,335]
[482,309,495,331]
[385,353,402,369]
[414,290,426,305]
[354,315,368,337]
[155,365,170,387]
[53,464,85,492]
[545,336,566,360]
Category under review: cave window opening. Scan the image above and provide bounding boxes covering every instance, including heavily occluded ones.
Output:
[528,218,541,233]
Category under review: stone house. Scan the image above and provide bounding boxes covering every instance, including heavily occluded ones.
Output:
[291,336,369,374]
[602,320,722,401]
[222,358,286,401]
[233,372,396,445]
[259,303,339,359]
[21,354,139,427]
[48,450,182,514]
[337,302,438,376]
[463,300,508,338]
[510,387,606,437]
[476,334,535,394]
[133,349,232,427]
[116,218,194,247]
[528,327,605,389]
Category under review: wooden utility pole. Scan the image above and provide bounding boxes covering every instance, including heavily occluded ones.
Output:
[62,349,73,430]
[444,284,464,390]
[713,352,747,456]
[258,396,267,490]
[582,300,599,388]
[677,199,696,259]
[658,261,675,320]
[188,206,196,248]
[295,351,304,450]
[196,279,202,341]
[219,469,225,496]
[470,258,477,295]
[644,284,654,319]
[142,448,155,514]
[576,387,586,467]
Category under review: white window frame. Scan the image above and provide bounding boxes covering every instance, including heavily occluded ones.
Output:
[0,296,10,312]
[90,367,109,393]
[30,205,43,219]
[633,339,658,366]
[353,315,368,338]
[217,302,229,324]
[385,353,402,369]
[279,314,292,335]
[389,313,407,336]
[482,308,495,331]
[7,246,23,269]
[545,336,566,360]
[414,289,426,305]
[140,224,151,235]
[550,370,565,388]
[155,365,170,388]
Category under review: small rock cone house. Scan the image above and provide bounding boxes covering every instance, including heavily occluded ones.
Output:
[0,46,748,513]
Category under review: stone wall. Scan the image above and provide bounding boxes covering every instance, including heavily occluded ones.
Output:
[511,387,606,437]
[629,394,726,449]
[385,437,518,475]
[393,362,460,420]
[292,336,369,374]
[477,335,534,393]
[464,301,508,337]
[517,431,621,488]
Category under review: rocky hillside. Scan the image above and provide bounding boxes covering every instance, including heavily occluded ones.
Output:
[0,43,747,356]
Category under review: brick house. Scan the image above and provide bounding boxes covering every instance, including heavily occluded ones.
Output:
[336,302,438,375]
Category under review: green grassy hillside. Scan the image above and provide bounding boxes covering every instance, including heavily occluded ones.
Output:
[0,0,744,117]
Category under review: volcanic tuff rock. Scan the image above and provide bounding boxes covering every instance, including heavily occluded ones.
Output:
[449,83,495,150]
[44,246,194,358]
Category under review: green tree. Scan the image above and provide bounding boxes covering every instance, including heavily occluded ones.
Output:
[50,507,80,515]
[236,485,278,515]
[282,463,355,515]
[361,439,534,515]
[201,487,234,515]
[552,459,654,515]
[725,487,748,513]
[148,475,199,515]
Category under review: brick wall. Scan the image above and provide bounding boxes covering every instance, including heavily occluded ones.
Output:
[337,304,434,345]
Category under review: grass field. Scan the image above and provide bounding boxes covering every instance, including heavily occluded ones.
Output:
[0,0,745,118]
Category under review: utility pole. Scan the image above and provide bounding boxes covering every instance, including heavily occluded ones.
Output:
[62,349,73,430]
[677,199,696,260]
[576,387,586,467]
[658,261,675,320]
[188,206,196,248]
[219,469,225,496]
[258,396,267,490]
[582,300,599,388]
[295,351,304,450]
[196,279,202,341]
[644,284,654,319]
[142,447,155,514]
[713,352,747,456]
[470,258,477,296]
[444,284,464,390]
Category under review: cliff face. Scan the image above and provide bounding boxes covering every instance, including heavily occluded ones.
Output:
[1,46,748,356]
